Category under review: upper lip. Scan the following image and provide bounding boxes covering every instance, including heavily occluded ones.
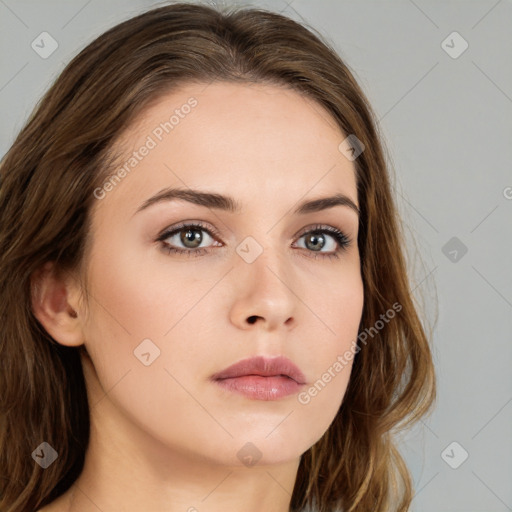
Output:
[211,356,306,385]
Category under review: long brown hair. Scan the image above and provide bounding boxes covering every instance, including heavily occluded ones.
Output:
[0,2,435,510]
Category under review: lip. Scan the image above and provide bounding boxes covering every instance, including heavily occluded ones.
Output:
[210,355,306,401]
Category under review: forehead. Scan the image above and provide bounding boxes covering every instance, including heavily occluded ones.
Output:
[95,81,358,217]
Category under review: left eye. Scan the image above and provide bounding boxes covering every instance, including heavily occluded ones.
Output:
[295,230,339,252]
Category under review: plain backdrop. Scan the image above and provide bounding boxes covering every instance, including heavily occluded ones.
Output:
[1,1,511,511]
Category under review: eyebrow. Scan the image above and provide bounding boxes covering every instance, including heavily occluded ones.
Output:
[133,187,360,217]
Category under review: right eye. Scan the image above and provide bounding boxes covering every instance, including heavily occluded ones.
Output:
[157,221,223,257]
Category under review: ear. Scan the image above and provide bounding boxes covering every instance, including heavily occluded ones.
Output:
[30,261,85,347]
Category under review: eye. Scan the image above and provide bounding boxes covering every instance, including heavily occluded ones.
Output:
[156,222,352,259]
[293,225,352,260]
[157,221,221,258]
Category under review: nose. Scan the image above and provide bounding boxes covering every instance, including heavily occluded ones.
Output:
[228,247,298,332]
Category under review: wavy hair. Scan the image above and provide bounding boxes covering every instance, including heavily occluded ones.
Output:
[0,2,435,511]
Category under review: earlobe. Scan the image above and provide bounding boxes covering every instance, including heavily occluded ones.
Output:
[30,261,84,347]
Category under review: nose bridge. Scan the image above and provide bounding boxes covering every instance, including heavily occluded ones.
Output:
[231,231,298,329]
[237,229,288,286]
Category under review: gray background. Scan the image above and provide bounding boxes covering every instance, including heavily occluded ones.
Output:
[1,0,511,510]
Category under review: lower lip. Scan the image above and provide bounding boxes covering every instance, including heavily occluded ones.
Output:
[214,375,304,400]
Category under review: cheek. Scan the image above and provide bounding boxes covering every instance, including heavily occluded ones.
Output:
[80,237,226,410]
[83,230,208,343]
[80,250,215,449]
[311,261,364,352]
[297,267,364,414]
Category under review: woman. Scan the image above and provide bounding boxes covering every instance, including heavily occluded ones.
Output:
[0,3,435,511]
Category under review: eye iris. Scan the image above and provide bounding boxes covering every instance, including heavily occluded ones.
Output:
[180,228,202,248]
[305,232,325,251]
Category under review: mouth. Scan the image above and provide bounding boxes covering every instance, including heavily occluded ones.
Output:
[210,355,306,401]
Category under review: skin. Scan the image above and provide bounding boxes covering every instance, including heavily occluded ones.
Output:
[33,81,364,512]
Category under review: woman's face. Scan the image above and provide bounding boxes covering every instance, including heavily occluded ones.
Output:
[79,81,364,467]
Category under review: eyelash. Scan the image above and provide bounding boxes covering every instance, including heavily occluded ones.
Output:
[156,221,352,261]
